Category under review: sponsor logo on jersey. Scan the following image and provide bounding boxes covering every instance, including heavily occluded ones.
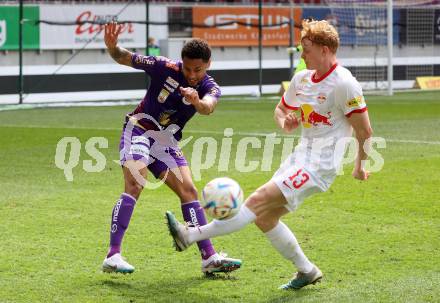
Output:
[297,77,309,90]
[346,96,365,108]
[300,104,332,128]
[300,77,308,85]
[166,76,179,89]
[158,110,177,126]
[209,87,219,97]
[165,61,179,72]
[161,77,179,96]
[135,55,155,66]
[158,89,170,103]
[164,83,175,93]
[155,56,179,71]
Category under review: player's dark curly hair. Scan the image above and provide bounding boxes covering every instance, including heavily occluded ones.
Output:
[181,38,211,62]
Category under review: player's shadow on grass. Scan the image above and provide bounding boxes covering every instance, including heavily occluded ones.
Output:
[101,279,134,289]
[266,288,322,303]
[99,276,321,303]
[99,275,233,303]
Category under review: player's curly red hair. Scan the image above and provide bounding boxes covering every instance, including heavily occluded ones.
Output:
[301,19,339,53]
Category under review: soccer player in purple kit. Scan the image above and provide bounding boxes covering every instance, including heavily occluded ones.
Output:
[101,22,242,275]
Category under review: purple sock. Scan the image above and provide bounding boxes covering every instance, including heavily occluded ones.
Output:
[181,201,216,260]
[107,193,137,258]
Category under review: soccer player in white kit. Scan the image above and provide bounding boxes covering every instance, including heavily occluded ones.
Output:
[166,19,373,290]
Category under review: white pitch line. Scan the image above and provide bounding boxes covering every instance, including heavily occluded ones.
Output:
[0,124,119,131]
[382,138,440,145]
[185,130,440,145]
[1,124,440,145]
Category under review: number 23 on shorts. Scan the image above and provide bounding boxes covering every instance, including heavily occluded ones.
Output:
[282,168,310,190]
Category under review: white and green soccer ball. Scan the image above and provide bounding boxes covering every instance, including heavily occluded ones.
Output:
[201,177,244,220]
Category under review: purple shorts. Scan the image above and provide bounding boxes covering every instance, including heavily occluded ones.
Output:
[119,124,188,179]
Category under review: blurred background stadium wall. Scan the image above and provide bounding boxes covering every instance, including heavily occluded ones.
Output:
[0,0,439,104]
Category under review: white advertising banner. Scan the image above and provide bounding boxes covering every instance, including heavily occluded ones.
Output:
[40,4,167,50]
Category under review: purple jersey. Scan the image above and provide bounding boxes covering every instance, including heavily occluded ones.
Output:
[129,53,221,141]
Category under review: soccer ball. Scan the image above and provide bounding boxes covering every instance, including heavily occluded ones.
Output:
[201,177,244,220]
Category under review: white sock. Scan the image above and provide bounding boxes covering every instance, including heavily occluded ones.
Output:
[188,205,256,244]
[265,221,314,273]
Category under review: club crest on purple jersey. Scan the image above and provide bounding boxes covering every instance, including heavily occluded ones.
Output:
[158,89,169,103]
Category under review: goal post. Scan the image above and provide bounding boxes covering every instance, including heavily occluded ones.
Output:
[319,0,395,94]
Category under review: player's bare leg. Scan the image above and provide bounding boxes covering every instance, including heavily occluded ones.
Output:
[163,166,242,274]
[166,181,284,249]
[102,160,147,274]
[166,180,321,287]
[165,181,279,251]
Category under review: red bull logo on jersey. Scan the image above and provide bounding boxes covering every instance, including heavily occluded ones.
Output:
[300,104,332,128]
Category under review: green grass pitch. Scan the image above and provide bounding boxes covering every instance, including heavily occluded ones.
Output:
[0,91,439,302]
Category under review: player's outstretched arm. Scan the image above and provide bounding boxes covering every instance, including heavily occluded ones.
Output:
[104,21,133,67]
[347,111,373,180]
[180,87,217,115]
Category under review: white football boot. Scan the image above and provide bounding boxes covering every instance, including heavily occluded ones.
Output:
[102,253,135,274]
[201,252,242,275]
[165,211,191,252]
[279,265,323,290]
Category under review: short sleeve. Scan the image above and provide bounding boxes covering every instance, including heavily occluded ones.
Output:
[201,78,221,101]
[282,72,304,110]
[131,53,157,74]
[335,77,367,117]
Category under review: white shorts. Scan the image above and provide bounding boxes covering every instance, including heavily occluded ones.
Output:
[271,153,330,212]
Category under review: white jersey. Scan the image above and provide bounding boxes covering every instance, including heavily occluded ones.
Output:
[281,64,367,186]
